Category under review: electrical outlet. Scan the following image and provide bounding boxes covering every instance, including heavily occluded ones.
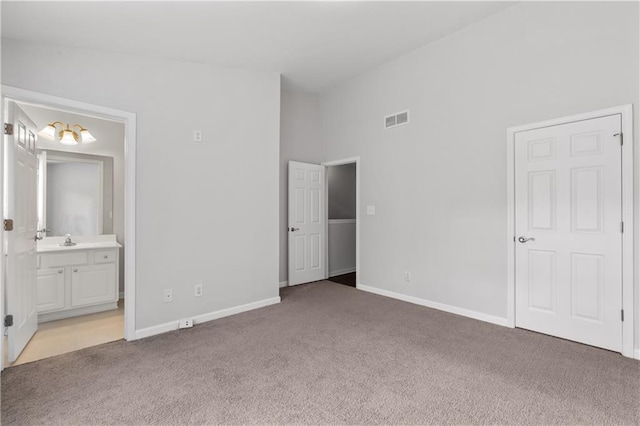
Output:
[404,271,412,283]
[195,283,203,298]
[193,130,203,143]
[367,205,376,215]
[179,319,193,329]
[163,289,173,303]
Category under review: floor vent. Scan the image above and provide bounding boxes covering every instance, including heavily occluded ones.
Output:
[384,110,409,129]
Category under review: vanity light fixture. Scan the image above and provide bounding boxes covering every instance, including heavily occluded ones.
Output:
[37,122,97,145]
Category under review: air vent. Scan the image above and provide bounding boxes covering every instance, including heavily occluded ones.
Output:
[384,110,409,129]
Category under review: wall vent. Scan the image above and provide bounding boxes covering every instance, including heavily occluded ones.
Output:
[384,110,409,129]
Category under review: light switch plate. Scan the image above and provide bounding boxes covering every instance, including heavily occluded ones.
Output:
[367,205,376,215]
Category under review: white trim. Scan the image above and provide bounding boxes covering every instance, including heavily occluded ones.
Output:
[357,284,508,327]
[506,104,635,358]
[134,296,281,340]
[322,157,360,287]
[0,86,138,364]
[329,267,356,278]
[328,218,356,224]
[635,349,640,361]
[279,281,288,288]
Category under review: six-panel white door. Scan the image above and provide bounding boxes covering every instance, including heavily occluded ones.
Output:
[4,101,39,362]
[515,114,622,352]
[288,161,326,286]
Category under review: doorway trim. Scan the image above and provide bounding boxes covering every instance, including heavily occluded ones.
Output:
[506,104,635,359]
[322,157,360,286]
[0,85,137,369]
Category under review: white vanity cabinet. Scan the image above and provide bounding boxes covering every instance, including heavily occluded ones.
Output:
[36,268,66,312]
[36,237,121,323]
[71,263,117,307]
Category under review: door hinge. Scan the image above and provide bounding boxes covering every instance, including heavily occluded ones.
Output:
[621,309,624,322]
[621,221,624,233]
[4,123,13,136]
[614,132,623,145]
[3,219,14,231]
[4,315,13,327]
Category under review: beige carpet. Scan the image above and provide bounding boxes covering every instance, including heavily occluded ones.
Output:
[2,281,639,425]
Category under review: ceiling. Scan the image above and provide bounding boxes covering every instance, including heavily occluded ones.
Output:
[2,1,513,92]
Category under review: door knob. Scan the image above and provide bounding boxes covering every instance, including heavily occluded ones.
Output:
[518,236,535,243]
[290,227,300,232]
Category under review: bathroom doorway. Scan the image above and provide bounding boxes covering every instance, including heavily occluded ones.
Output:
[1,87,137,369]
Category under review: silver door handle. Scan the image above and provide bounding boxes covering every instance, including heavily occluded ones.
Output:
[518,236,535,243]
[289,227,300,232]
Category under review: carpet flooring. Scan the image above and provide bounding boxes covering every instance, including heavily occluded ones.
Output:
[2,281,639,425]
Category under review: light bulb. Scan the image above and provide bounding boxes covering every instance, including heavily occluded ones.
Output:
[59,130,78,145]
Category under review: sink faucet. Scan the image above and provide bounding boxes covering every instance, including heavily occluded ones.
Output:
[61,234,77,247]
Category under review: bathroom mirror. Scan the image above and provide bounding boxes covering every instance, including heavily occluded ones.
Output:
[37,150,114,237]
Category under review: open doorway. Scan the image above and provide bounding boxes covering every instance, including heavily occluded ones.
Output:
[1,87,137,369]
[4,103,124,366]
[286,157,359,288]
[324,158,358,288]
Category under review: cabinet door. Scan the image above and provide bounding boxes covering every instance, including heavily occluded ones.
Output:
[71,264,117,307]
[37,268,65,313]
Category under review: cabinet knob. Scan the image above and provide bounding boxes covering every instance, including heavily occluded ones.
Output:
[104,255,108,259]
[58,269,63,274]
[73,268,78,273]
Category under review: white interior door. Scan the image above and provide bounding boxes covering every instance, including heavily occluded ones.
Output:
[4,101,39,362]
[515,114,622,352]
[288,161,326,286]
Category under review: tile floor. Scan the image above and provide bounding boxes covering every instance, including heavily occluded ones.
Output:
[5,300,124,367]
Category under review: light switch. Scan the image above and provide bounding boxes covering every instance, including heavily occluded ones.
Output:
[193,130,203,143]
[367,205,376,215]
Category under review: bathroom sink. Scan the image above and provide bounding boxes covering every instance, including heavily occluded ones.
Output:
[37,236,122,253]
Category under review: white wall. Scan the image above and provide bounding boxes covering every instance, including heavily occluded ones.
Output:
[320,0,639,342]
[279,89,323,283]
[2,38,281,330]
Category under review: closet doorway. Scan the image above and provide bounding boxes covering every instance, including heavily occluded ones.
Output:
[324,158,358,288]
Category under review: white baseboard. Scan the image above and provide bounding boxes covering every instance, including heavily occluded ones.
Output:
[329,267,356,277]
[356,284,509,327]
[634,348,640,360]
[279,281,288,288]
[134,296,281,340]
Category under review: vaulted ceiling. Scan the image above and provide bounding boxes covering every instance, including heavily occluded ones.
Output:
[2,2,513,92]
